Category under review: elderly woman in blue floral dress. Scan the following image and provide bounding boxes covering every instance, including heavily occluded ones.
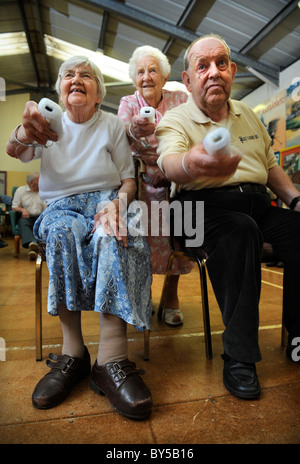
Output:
[6,56,153,420]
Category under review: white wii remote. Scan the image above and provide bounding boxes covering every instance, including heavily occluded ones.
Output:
[203,127,231,156]
[140,107,155,123]
[38,98,63,139]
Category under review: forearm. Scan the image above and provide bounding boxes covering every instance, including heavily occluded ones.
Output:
[12,206,24,213]
[116,178,137,205]
[162,152,194,183]
[161,147,241,183]
[6,125,35,161]
[267,165,300,208]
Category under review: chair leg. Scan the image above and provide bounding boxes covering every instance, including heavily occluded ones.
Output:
[195,257,212,360]
[14,235,20,258]
[281,314,288,347]
[144,329,150,361]
[35,254,43,361]
[157,253,175,320]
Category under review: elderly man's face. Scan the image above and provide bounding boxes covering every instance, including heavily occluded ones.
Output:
[29,177,39,192]
[182,37,237,117]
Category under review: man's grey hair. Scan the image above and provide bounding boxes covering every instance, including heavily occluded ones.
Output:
[26,172,39,184]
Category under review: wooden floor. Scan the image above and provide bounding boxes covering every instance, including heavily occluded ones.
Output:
[0,237,299,445]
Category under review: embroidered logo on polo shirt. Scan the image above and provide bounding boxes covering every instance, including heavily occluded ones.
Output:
[239,134,259,143]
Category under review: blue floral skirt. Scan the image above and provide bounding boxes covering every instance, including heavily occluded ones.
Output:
[33,190,152,331]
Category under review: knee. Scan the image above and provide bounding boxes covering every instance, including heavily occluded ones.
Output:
[48,218,85,246]
[224,215,264,253]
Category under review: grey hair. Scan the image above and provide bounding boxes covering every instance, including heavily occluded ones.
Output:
[128,46,171,82]
[55,55,107,105]
[183,34,232,71]
[26,172,39,184]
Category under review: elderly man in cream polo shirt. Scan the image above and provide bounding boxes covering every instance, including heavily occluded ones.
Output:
[12,172,46,259]
[156,34,300,400]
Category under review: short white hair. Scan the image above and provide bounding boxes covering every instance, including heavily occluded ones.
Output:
[55,55,106,105]
[128,46,171,82]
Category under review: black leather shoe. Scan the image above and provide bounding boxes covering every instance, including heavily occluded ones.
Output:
[222,353,261,400]
[32,346,91,409]
[90,359,152,420]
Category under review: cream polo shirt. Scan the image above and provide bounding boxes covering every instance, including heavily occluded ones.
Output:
[156,94,278,196]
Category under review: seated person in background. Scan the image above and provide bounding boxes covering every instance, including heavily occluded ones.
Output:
[12,172,46,260]
[6,55,152,420]
[156,34,300,400]
[118,45,193,326]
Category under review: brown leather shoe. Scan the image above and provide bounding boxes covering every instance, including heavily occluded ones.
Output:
[32,346,91,409]
[90,359,152,420]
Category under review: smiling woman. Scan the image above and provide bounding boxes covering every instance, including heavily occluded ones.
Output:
[6,55,153,420]
[118,45,193,327]
[54,55,106,122]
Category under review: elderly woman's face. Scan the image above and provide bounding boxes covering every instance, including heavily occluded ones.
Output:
[135,56,167,106]
[60,64,101,115]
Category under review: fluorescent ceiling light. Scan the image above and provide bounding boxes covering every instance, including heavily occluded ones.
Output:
[44,35,130,82]
[163,81,188,93]
[0,32,29,55]
[0,32,130,82]
[0,32,186,90]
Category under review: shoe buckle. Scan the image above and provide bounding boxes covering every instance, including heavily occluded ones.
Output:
[62,357,75,374]
[112,363,127,381]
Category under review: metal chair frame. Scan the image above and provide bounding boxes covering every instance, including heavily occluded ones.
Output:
[135,156,213,359]
[158,246,213,360]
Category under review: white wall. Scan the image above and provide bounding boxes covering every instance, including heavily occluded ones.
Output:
[0,93,41,194]
[242,60,300,109]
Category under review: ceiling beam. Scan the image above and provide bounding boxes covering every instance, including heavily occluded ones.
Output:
[81,0,280,84]
[34,0,52,88]
[97,10,109,52]
[17,0,41,86]
[162,0,199,55]
[239,0,300,56]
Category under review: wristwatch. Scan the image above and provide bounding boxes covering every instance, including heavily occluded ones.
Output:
[289,196,300,210]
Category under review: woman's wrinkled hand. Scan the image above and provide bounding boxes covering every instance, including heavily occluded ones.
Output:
[152,169,171,189]
[22,101,59,145]
[130,115,156,139]
[92,199,128,247]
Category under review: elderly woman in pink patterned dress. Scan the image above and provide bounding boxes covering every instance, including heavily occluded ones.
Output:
[118,46,193,326]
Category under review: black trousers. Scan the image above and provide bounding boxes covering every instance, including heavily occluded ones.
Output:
[174,188,300,363]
